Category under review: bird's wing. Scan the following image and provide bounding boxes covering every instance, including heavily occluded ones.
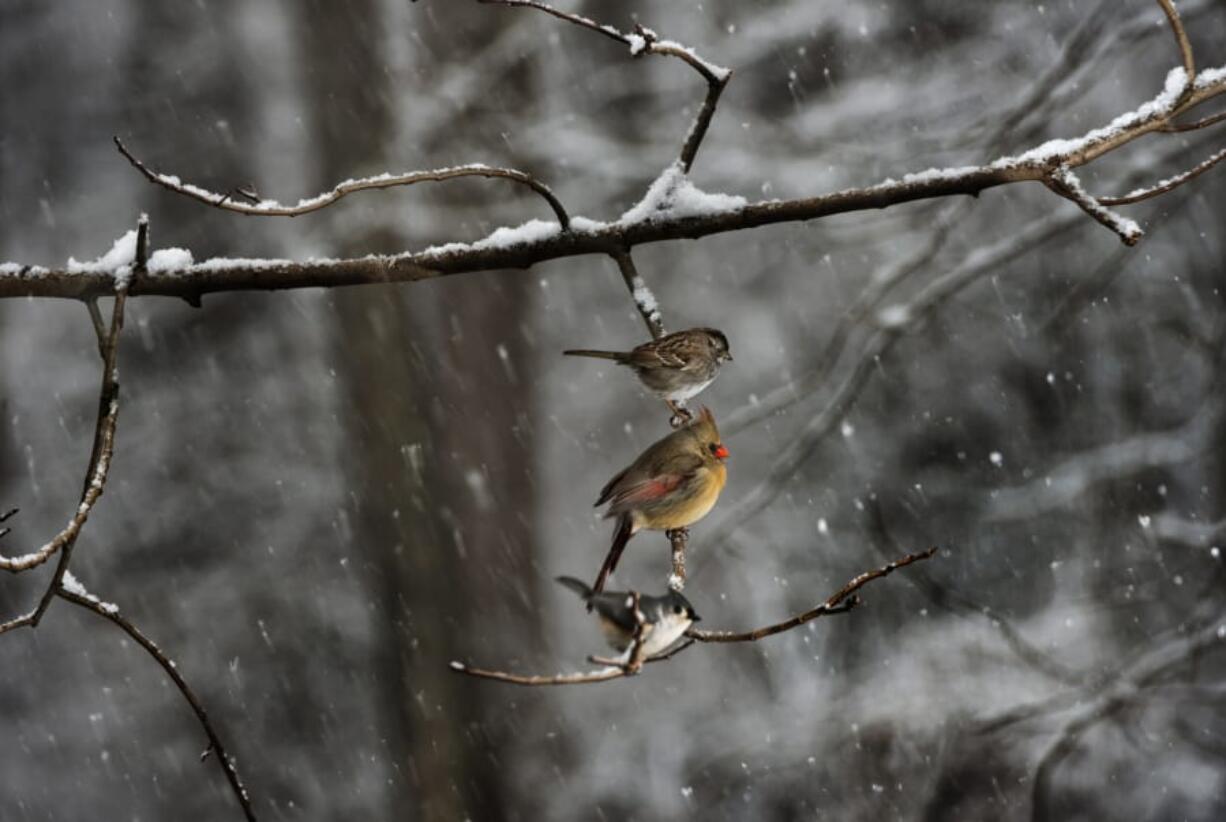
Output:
[596,466,630,507]
[587,591,639,633]
[627,346,688,369]
[604,453,705,512]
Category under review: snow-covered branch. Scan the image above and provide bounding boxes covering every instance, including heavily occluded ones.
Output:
[3,7,1220,301]
[115,136,571,227]
[0,275,127,633]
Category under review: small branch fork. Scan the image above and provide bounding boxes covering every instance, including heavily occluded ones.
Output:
[478,0,731,173]
[450,547,938,686]
[0,216,258,819]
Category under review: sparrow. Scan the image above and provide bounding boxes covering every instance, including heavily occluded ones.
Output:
[591,406,729,592]
[564,327,732,417]
[556,576,700,659]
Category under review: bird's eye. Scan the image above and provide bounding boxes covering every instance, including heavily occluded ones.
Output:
[673,604,684,615]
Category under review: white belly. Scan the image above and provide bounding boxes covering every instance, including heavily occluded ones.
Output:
[664,376,715,402]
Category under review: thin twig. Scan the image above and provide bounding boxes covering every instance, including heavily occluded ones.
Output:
[478,0,730,171]
[668,528,688,592]
[1045,165,1143,246]
[86,299,107,356]
[1098,146,1226,205]
[687,547,938,643]
[56,585,257,822]
[115,137,570,229]
[1162,108,1226,132]
[449,660,633,686]
[1157,0,1196,109]
[611,250,665,341]
[0,294,125,580]
[863,502,1086,686]
[612,247,689,582]
[452,548,936,685]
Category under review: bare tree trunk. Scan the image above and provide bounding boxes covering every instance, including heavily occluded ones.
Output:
[297,2,539,818]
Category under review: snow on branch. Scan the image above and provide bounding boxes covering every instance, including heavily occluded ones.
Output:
[5,53,1225,304]
[0,214,134,636]
[451,547,938,686]
[115,137,570,228]
[1158,0,1196,106]
[1045,165,1144,245]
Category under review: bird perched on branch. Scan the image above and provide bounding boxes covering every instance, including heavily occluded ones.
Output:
[556,576,700,659]
[591,407,729,592]
[564,327,732,419]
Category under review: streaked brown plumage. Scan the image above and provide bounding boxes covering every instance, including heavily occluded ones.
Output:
[591,407,729,592]
[564,327,732,416]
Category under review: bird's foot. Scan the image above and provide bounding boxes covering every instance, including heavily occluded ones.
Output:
[666,401,694,428]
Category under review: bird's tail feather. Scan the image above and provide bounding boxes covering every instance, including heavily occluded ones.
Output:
[563,349,625,361]
[593,514,633,594]
[555,575,593,600]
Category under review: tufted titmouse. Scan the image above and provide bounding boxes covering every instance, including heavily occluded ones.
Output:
[556,576,700,660]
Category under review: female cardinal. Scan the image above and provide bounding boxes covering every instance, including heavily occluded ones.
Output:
[592,407,729,592]
[564,328,732,417]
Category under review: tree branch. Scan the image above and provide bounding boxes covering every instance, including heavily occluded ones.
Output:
[0,289,126,637]
[1045,165,1143,245]
[115,136,570,228]
[1158,0,1196,108]
[6,54,1223,301]
[609,247,686,585]
[450,548,937,685]
[687,547,937,643]
[1098,146,1226,205]
[478,0,731,171]
[56,582,257,822]
[1162,108,1226,132]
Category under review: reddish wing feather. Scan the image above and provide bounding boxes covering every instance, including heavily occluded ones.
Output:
[610,474,688,508]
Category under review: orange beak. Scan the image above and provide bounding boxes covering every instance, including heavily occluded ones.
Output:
[713,443,730,460]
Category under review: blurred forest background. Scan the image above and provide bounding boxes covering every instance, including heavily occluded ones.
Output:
[3,0,1226,819]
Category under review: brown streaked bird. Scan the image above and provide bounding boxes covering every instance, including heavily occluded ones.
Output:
[564,327,732,417]
[591,407,729,592]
